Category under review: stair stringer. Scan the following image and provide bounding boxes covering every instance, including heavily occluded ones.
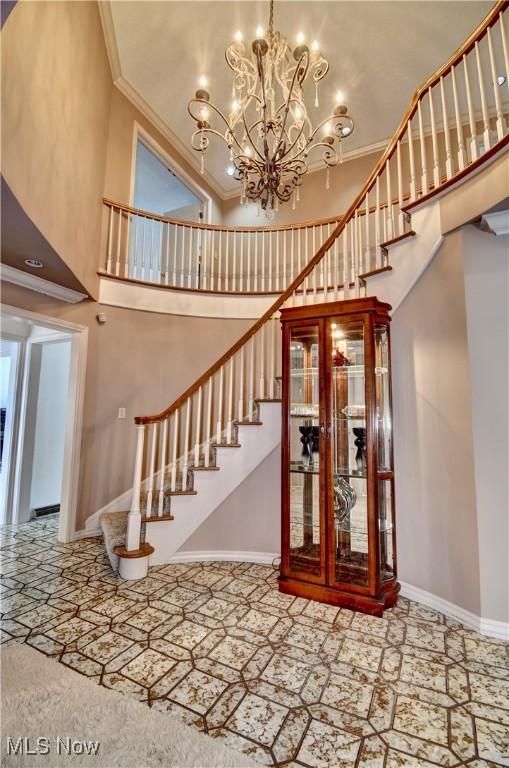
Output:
[366,201,443,312]
[147,402,281,565]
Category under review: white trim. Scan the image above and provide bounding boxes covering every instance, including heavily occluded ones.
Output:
[73,526,102,540]
[400,581,509,641]
[98,274,275,319]
[131,123,212,224]
[167,550,280,566]
[1,265,88,304]
[480,210,509,236]
[2,305,88,545]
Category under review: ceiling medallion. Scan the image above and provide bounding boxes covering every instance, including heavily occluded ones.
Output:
[188,0,354,215]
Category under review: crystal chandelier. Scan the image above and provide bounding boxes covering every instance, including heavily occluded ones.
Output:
[188,0,355,214]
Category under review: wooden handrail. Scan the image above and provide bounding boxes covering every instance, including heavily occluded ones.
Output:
[103,198,343,233]
[135,1,508,425]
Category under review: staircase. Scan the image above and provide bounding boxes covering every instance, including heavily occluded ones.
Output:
[100,3,509,579]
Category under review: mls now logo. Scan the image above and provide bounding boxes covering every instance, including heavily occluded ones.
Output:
[6,737,100,756]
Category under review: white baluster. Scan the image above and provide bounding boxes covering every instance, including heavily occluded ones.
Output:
[364,193,370,272]
[290,229,294,285]
[238,346,244,422]
[149,218,155,282]
[164,222,170,285]
[276,231,280,291]
[198,228,204,290]
[210,230,215,291]
[463,54,478,163]
[182,399,191,490]
[451,65,467,171]
[352,217,358,296]
[106,205,113,273]
[155,220,161,283]
[239,232,244,292]
[387,159,394,239]
[396,140,405,235]
[132,214,139,279]
[158,418,168,516]
[194,386,202,466]
[500,13,509,96]
[217,366,224,444]
[145,422,157,517]
[204,379,212,467]
[269,316,276,399]
[375,176,381,269]
[124,211,131,277]
[127,423,145,551]
[417,100,428,195]
[247,233,251,292]
[254,231,258,291]
[248,335,254,422]
[115,208,122,276]
[225,230,230,292]
[259,325,265,398]
[440,76,454,179]
[407,120,417,200]
[226,357,234,444]
[269,233,273,292]
[428,87,441,188]
[218,230,223,292]
[187,228,193,288]
[297,227,302,274]
[284,231,288,288]
[487,26,505,141]
[343,224,350,301]
[326,222,331,300]
[475,41,491,151]
[170,410,179,492]
[233,231,237,292]
[172,224,178,285]
[261,232,266,291]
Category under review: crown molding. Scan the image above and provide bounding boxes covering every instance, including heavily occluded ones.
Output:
[98,0,121,81]
[480,210,509,236]
[1,265,88,304]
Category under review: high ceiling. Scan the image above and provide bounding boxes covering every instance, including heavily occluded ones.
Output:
[104,1,493,199]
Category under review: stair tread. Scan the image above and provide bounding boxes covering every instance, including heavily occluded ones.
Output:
[255,398,282,403]
[359,265,393,280]
[189,465,220,471]
[164,489,198,496]
[234,420,263,426]
[114,542,154,559]
[213,442,241,448]
[142,514,174,523]
[380,230,416,250]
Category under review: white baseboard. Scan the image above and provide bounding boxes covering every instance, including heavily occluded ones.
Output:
[168,550,281,567]
[400,581,509,641]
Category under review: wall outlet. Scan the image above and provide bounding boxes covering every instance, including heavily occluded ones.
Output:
[118,407,126,419]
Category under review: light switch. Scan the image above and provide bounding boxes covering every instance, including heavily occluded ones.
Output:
[118,407,126,419]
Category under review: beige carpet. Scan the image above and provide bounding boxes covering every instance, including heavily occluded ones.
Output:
[1,644,259,768]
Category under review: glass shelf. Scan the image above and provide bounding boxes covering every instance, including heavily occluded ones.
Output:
[290,465,320,475]
[335,471,367,480]
[336,520,393,534]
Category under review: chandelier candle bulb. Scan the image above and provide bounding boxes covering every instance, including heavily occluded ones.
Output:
[188,0,354,211]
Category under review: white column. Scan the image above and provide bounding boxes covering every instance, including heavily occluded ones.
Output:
[158,418,168,516]
[127,424,145,551]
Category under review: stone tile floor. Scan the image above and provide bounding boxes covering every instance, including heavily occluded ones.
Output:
[1,517,509,767]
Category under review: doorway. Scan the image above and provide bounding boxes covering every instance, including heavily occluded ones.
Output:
[0,306,87,543]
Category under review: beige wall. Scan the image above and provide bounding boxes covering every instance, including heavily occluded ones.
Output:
[1,281,251,531]
[391,229,481,617]
[221,150,383,227]
[462,225,509,623]
[181,445,281,555]
[2,1,112,298]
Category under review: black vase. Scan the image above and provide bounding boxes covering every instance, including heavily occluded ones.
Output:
[352,427,366,474]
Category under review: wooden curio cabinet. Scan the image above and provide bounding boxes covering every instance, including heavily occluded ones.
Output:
[279,297,400,616]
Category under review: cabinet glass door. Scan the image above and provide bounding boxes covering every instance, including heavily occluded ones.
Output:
[287,324,323,579]
[375,323,395,581]
[329,319,369,587]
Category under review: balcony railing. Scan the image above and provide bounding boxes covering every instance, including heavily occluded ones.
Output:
[102,200,344,294]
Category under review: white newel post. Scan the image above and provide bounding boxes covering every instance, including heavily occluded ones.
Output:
[127,424,145,551]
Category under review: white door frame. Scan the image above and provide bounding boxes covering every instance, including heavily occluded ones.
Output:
[2,305,88,543]
[0,334,25,526]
